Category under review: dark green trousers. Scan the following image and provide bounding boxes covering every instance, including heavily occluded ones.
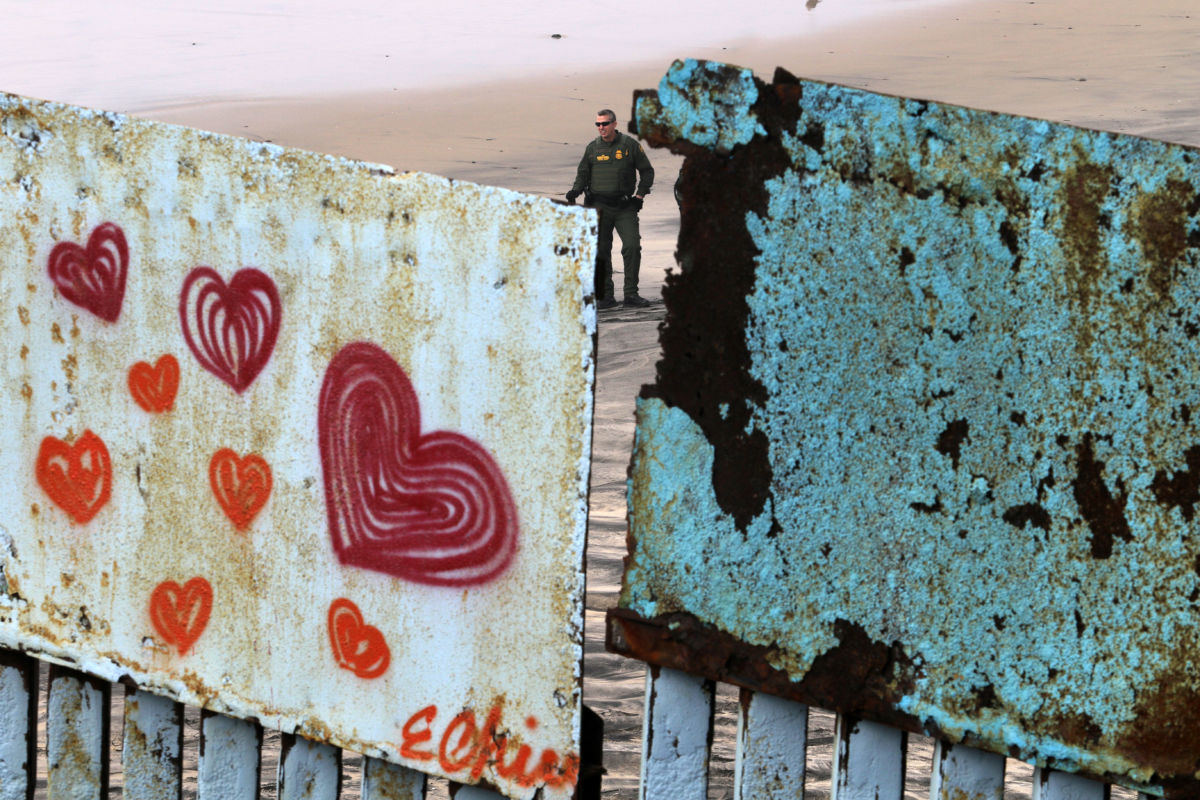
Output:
[595,201,641,300]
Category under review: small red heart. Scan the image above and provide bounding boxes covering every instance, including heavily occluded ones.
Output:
[327,597,390,679]
[128,354,180,413]
[149,577,213,656]
[36,430,112,524]
[179,266,281,393]
[47,222,128,322]
[318,342,518,587]
[209,448,272,531]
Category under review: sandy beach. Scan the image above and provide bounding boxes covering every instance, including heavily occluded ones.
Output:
[4,0,1200,796]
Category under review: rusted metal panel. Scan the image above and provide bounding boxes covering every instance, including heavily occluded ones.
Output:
[362,757,427,800]
[610,58,1200,796]
[47,665,109,798]
[0,90,595,800]
[122,687,184,800]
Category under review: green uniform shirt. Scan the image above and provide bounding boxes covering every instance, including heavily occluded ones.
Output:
[571,131,654,199]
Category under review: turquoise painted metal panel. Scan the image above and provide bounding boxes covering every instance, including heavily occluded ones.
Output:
[608,59,1200,797]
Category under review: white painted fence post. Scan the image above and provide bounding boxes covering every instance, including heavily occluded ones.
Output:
[734,688,807,799]
[362,757,427,799]
[197,710,261,800]
[0,650,36,800]
[46,665,109,799]
[122,687,183,800]
[929,740,1004,800]
[278,732,341,800]
[640,665,714,800]
[1032,767,1110,800]
[832,714,906,800]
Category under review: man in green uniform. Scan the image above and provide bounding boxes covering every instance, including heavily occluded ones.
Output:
[565,109,655,309]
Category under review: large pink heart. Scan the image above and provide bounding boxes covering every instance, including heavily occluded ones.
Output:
[47,222,128,322]
[179,267,281,394]
[318,342,518,587]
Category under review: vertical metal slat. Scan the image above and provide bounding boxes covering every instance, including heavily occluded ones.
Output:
[929,740,1004,800]
[277,731,341,800]
[832,714,905,800]
[197,710,261,800]
[123,687,183,800]
[639,665,714,800]
[733,688,807,799]
[46,665,110,800]
[0,649,37,800]
[123,686,183,800]
[361,757,427,800]
[1032,767,1111,800]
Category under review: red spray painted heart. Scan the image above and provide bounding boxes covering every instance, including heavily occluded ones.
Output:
[179,267,281,394]
[318,342,518,587]
[47,222,128,322]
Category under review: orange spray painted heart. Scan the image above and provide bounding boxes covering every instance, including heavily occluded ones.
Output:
[209,448,272,531]
[328,597,390,679]
[149,577,213,655]
[128,353,180,413]
[36,430,112,524]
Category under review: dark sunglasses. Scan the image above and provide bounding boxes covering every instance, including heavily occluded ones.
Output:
[595,120,614,127]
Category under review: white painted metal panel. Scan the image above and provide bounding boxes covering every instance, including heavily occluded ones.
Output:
[640,666,712,800]
[832,715,905,800]
[734,689,807,799]
[929,740,1004,800]
[197,712,261,800]
[278,733,340,800]
[122,687,183,800]
[0,653,35,800]
[1033,767,1111,800]
[0,91,595,800]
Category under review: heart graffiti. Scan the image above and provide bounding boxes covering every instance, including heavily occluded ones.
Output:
[47,222,128,322]
[36,430,112,524]
[128,353,180,413]
[149,577,213,656]
[179,266,281,394]
[209,448,272,531]
[318,342,518,587]
[327,597,391,679]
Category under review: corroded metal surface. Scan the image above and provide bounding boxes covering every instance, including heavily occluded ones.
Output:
[612,59,1200,796]
[0,91,595,800]
[47,666,110,797]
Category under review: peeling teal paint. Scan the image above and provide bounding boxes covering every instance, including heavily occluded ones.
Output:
[636,59,766,154]
[619,63,1200,794]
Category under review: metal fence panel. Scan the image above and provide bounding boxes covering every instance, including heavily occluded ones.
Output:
[0,91,595,800]
[609,58,1200,796]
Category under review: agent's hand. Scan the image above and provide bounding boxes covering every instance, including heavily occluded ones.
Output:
[631,195,644,211]
[565,190,580,204]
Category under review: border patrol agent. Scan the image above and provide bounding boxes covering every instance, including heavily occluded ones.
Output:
[565,109,654,309]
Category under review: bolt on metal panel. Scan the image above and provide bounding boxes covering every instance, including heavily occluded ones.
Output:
[0,91,595,800]
[610,58,1200,797]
